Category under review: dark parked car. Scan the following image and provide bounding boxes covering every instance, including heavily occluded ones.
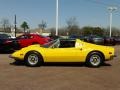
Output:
[104,37,116,46]
[84,35,104,45]
[69,35,119,46]
[0,33,15,52]
[69,35,86,41]
[69,35,104,45]
[113,36,120,45]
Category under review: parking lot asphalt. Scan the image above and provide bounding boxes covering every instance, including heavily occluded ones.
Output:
[0,45,120,90]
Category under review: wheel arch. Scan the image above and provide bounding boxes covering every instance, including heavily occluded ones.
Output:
[86,50,105,62]
[24,50,44,63]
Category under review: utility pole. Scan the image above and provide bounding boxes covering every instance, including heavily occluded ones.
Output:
[108,7,117,37]
[56,0,59,36]
[14,14,17,37]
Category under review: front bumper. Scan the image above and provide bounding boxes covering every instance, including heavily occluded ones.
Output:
[9,55,22,60]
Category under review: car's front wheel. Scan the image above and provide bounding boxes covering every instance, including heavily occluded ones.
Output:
[24,51,43,67]
[86,52,104,67]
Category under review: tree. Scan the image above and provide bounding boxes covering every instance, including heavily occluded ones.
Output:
[92,27,104,36]
[111,27,120,36]
[58,28,68,36]
[105,27,120,36]
[66,17,80,35]
[67,17,78,28]
[82,26,104,36]
[49,28,56,36]
[81,26,93,36]
[38,20,47,30]
[0,18,11,32]
[21,21,29,33]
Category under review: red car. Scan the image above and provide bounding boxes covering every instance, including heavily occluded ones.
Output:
[15,33,52,48]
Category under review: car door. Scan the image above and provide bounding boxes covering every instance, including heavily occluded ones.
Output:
[43,47,85,62]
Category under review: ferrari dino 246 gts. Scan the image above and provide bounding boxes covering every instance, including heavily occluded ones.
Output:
[10,39,115,67]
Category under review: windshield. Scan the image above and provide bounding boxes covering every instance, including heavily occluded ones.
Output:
[41,39,60,48]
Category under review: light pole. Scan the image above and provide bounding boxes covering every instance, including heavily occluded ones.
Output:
[56,0,59,36]
[108,7,117,37]
[14,14,17,37]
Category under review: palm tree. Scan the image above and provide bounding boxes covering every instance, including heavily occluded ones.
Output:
[21,21,29,33]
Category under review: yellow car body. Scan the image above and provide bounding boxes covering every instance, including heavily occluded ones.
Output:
[10,39,115,67]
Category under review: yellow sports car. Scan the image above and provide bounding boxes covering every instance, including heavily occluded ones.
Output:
[10,39,115,67]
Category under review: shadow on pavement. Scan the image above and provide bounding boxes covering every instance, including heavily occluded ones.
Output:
[102,63,112,67]
[10,61,112,67]
[10,61,25,66]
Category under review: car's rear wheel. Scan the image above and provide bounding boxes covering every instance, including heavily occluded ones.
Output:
[24,51,43,67]
[86,52,104,67]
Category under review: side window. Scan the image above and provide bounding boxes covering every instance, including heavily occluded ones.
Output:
[28,35,33,39]
[59,41,75,48]
[17,35,25,39]
[17,35,28,39]
[24,35,28,39]
[30,35,34,39]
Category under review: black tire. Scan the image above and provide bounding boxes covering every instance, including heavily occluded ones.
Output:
[86,52,104,67]
[24,51,43,67]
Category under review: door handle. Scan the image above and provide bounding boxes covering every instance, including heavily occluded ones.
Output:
[80,48,82,50]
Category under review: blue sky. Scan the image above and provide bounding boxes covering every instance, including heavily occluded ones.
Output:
[0,0,120,29]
